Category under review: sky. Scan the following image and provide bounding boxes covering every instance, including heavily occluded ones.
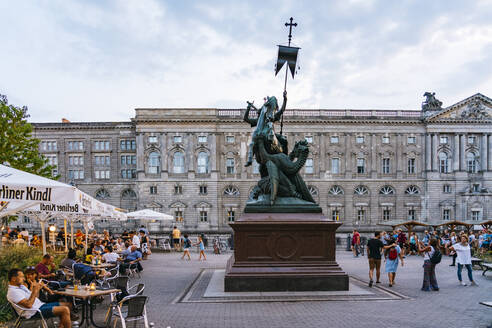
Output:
[1,0,492,122]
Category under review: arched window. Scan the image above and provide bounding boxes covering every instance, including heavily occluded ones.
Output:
[354,185,369,195]
[379,186,395,195]
[173,152,185,173]
[223,185,240,197]
[148,152,160,174]
[308,186,318,197]
[405,186,420,195]
[466,152,478,173]
[329,185,344,195]
[438,152,450,173]
[122,189,137,199]
[121,189,137,211]
[197,152,209,174]
[95,189,110,200]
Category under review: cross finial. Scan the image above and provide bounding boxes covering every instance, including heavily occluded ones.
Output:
[285,17,297,46]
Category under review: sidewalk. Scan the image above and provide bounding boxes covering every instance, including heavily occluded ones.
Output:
[137,250,491,328]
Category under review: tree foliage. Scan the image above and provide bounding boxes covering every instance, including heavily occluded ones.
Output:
[0,94,57,178]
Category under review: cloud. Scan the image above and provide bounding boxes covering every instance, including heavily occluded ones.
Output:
[0,0,491,122]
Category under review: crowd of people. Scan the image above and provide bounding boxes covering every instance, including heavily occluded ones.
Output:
[4,225,154,327]
[364,228,490,291]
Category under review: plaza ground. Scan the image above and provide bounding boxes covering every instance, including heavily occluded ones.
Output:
[134,249,491,328]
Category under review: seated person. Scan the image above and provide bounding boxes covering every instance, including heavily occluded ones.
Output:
[24,267,65,304]
[35,254,57,280]
[60,249,77,269]
[119,245,143,274]
[7,268,74,327]
[31,234,41,247]
[74,236,84,249]
[12,234,26,246]
[102,246,120,263]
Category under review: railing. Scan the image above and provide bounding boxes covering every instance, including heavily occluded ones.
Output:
[217,109,422,118]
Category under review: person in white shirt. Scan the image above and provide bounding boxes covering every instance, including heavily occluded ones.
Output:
[102,245,121,263]
[7,268,72,327]
[132,231,141,249]
[447,234,477,286]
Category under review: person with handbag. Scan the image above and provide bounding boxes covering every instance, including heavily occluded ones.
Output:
[418,238,440,291]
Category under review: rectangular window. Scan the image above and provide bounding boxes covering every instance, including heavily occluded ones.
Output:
[332,209,340,221]
[382,158,390,174]
[330,136,339,144]
[23,217,30,224]
[357,209,365,222]
[442,209,450,221]
[356,136,365,144]
[150,186,157,194]
[121,140,136,150]
[468,136,476,144]
[305,136,313,143]
[443,185,451,193]
[227,210,235,222]
[45,155,57,166]
[331,158,340,174]
[226,158,235,174]
[174,185,182,195]
[305,158,313,174]
[408,209,416,220]
[68,141,83,151]
[357,158,365,174]
[68,170,84,180]
[226,136,235,143]
[121,170,127,179]
[173,136,182,143]
[472,184,480,193]
[41,141,57,151]
[382,209,390,221]
[198,136,207,143]
[174,210,183,222]
[69,156,83,166]
[440,136,448,144]
[148,136,158,143]
[407,158,415,174]
[407,136,416,144]
[471,210,481,221]
[200,211,208,222]
[382,136,390,144]
[199,185,207,195]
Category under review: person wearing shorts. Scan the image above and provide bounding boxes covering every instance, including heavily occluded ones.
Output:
[7,268,73,328]
[367,231,385,287]
[172,226,181,251]
[181,234,192,260]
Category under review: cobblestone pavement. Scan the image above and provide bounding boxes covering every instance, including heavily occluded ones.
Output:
[137,249,491,328]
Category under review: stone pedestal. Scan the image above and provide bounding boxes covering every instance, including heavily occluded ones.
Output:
[224,212,349,292]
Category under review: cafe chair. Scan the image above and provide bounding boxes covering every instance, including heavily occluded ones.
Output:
[9,301,54,328]
[112,295,149,328]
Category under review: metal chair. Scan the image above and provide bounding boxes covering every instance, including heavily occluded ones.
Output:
[112,295,149,328]
[10,302,54,328]
[96,264,120,289]
[104,281,145,327]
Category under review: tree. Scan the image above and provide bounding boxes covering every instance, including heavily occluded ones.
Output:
[0,94,57,178]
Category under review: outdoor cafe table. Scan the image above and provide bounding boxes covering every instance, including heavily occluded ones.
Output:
[89,263,116,270]
[55,287,119,328]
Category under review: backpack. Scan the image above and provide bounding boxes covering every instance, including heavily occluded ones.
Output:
[429,249,442,264]
[388,248,398,260]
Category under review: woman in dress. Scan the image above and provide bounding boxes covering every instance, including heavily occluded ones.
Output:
[384,238,404,287]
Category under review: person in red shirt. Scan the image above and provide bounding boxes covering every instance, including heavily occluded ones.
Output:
[35,254,56,280]
[352,229,361,257]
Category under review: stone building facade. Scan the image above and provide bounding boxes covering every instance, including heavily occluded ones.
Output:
[14,93,492,234]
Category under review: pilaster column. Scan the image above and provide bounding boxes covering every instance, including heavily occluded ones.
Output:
[481,134,488,172]
[425,134,431,171]
[488,135,492,171]
[371,134,377,178]
[136,133,145,174]
[345,133,352,178]
[396,134,402,176]
[432,134,438,171]
[453,134,460,172]
[460,134,466,171]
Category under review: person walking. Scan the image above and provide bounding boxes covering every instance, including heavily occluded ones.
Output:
[367,231,393,287]
[194,235,207,261]
[384,238,404,287]
[181,234,192,260]
[418,238,440,291]
[352,229,361,257]
[447,235,477,286]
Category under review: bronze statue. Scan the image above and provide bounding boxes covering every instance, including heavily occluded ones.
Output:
[243,92,316,207]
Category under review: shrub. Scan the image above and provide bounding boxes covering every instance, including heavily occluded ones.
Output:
[0,245,63,323]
